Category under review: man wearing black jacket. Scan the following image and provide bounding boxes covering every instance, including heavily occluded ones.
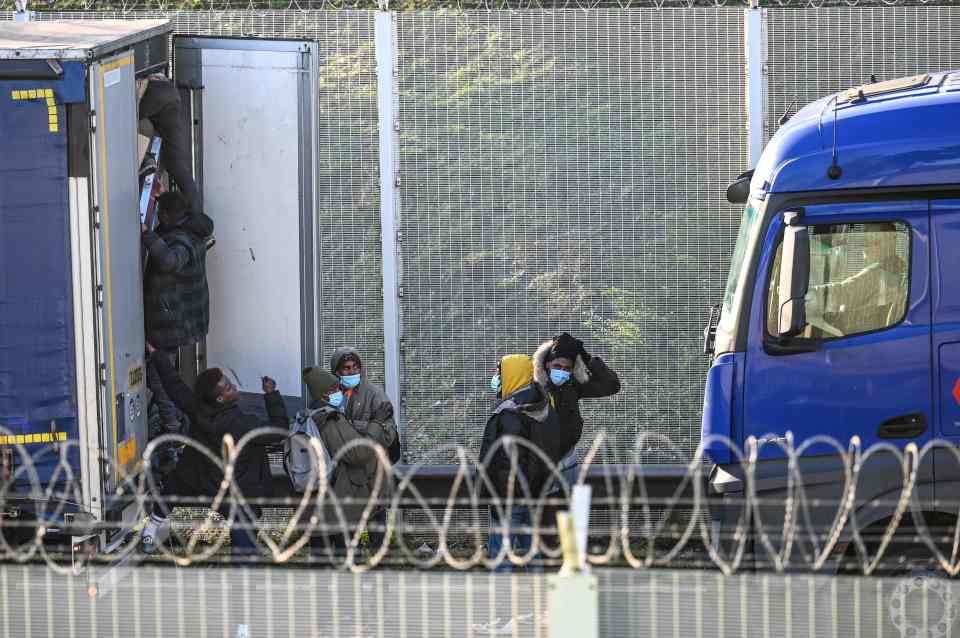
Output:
[142,191,213,442]
[479,354,565,571]
[140,344,288,558]
[532,332,621,555]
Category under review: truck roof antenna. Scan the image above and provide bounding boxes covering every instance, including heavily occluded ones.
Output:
[826,96,842,180]
[777,97,798,127]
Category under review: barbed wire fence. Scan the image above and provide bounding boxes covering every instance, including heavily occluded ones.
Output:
[3,6,960,635]
[0,429,957,575]
[0,431,958,635]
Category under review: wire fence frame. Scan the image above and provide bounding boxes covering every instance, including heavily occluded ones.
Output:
[3,6,960,465]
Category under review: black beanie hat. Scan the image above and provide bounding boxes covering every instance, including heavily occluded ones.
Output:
[549,336,580,361]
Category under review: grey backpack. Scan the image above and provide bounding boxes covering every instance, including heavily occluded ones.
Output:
[284,410,333,493]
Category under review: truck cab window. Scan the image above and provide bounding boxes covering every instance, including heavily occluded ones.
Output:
[766,221,910,340]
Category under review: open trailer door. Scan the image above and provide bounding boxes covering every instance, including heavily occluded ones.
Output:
[88,50,148,508]
[174,37,320,401]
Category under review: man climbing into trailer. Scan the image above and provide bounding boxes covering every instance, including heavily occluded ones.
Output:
[141,343,290,557]
[142,191,214,458]
[137,74,202,217]
[531,332,620,555]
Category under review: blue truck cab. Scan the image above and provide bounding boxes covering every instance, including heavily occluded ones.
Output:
[701,71,960,560]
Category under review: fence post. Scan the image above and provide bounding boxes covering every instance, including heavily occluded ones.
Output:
[547,485,598,638]
[744,1,768,167]
[375,11,404,450]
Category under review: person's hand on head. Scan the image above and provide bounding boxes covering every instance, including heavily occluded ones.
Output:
[555,332,580,352]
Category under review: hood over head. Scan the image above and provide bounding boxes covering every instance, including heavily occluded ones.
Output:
[499,354,533,398]
[533,340,591,387]
[493,354,551,422]
[330,346,363,376]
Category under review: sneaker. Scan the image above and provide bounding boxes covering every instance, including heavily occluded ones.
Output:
[141,515,170,555]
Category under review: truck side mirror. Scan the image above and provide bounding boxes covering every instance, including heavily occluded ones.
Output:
[725,169,754,204]
[777,214,809,338]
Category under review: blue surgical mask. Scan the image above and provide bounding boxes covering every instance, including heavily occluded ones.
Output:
[489,374,501,393]
[550,369,571,386]
[339,374,361,389]
[326,390,344,408]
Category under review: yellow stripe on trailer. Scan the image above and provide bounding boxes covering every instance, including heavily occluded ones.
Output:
[0,432,69,445]
[9,86,60,133]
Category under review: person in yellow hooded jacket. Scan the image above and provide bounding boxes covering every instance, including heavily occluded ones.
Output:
[479,354,565,570]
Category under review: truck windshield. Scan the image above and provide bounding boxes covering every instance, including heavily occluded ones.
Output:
[718,202,761,332]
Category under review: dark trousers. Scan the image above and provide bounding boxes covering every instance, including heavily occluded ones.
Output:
[150,464,261,558]
[146,349,181,433]
[302,508,388,561]
[139,80,202,215]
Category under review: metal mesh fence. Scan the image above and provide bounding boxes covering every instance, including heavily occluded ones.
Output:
[5,5,958,464]
[765,5,960,145]
[3,563,956,638]
[395,8,748,464]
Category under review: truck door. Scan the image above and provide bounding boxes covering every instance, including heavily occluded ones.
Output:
[742,201,932,459]
[931,200,960,502]
[88,51,148,500]
[174,37,320,400]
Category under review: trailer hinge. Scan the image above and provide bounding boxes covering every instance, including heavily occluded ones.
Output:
[96,285,104,307]
[98,364,107,386]
[394,176,401,188]
[398,286,404,299]
[399,337,405,352]
[396,230,403,243]
[89,110,96,132]
[92,205,101,229]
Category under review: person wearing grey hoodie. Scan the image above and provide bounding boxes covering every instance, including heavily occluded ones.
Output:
[328,346,400,464]
[325,347,400,550]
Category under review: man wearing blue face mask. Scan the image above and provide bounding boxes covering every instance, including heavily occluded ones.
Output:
[532,332,620,554]
[329,346,401,465]
[298,366,395,558]
[325,347,400,551]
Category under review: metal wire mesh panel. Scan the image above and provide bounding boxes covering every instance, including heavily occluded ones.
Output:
[33,9,387,383]
[395,9,748,464]
[766,6,960,145]
[3,563,956,638]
